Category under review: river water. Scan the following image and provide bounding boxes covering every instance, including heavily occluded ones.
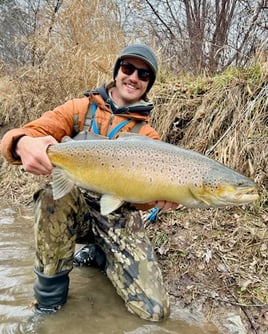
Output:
[0,205,220,334]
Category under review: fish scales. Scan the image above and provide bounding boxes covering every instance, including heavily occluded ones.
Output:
[47,135,259,215]
[49,140,207,199]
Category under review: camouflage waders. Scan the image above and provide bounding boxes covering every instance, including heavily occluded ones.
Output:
[33,184,170,321]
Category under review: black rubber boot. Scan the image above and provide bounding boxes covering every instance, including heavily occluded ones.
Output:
[33,268,70,314]
[73,244,106,270]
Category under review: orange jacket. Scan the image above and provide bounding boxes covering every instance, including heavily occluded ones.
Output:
[1,86,160,165]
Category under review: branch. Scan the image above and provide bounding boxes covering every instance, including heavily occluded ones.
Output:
[144,0,176,39]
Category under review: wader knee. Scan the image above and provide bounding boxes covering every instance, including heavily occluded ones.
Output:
[33,268,70,314]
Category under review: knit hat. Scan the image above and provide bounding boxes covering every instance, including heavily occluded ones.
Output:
[113,44,158,92]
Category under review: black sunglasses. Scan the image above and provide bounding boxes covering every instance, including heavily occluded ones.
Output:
[119,60,151,82]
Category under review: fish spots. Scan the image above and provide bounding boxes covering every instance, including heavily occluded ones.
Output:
[47,137,258,209]
[203,182,219,193]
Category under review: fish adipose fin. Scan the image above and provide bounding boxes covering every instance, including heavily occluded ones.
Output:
[100,194,124,215]
[51,168,75,200]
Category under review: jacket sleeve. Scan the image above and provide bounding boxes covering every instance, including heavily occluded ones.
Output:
[139,123,160,140]
[0,97,89,164]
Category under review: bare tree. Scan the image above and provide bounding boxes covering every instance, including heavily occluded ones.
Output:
[1,0,267,74]
[123,0,268,74]
[0,0,33,67]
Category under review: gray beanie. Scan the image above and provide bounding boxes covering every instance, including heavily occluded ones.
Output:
[113,43,158,92]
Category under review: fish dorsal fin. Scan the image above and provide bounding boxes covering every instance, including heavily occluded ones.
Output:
[51,168,75,200]
[100,194,124,215]
[61,136,74,143]
[116,132,153,141]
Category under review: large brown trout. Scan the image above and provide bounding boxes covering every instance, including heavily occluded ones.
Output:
[47,134,259,215]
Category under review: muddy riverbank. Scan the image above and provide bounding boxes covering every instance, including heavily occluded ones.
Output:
[0,177,267,334]
[0,204,222,334]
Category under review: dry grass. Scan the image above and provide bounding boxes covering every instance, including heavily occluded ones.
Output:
[146,61,267,332]
[151,61,268,205]
[0,0,125,128]
[0,8,267,331]
[0,160,48,205]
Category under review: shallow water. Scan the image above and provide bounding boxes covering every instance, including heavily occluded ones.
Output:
[0,205,220,334]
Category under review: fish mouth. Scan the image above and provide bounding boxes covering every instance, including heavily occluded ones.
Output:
[231,186,259,204]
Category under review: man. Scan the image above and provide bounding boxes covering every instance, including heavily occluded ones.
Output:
[1,44,177,321]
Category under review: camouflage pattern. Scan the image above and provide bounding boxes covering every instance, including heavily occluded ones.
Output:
[34,184,170,321]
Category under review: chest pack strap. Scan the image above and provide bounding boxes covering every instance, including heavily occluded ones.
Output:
[73,103,146,139]
[107,120,131,139]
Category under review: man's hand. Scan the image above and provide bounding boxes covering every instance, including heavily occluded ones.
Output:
[153,200,179,211]
[16,135,58,175]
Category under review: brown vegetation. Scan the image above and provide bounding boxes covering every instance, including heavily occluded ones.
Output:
[0,57,267,333]
[151,60,268,202]
[0,1,267,332]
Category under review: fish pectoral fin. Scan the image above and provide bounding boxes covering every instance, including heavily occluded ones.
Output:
[51,168,75,200]
[100,194,124,216]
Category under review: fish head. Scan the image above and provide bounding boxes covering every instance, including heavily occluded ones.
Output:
[191,179,259,208]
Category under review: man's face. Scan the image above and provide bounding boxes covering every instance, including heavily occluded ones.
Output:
[112,57,151,106]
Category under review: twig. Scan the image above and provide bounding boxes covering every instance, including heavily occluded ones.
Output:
[216,250,259,333]
[205,83,268,156]
[214,296,268,308]
[228,291,259,334]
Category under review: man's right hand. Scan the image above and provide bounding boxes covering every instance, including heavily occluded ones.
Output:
[15,135,58,175]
